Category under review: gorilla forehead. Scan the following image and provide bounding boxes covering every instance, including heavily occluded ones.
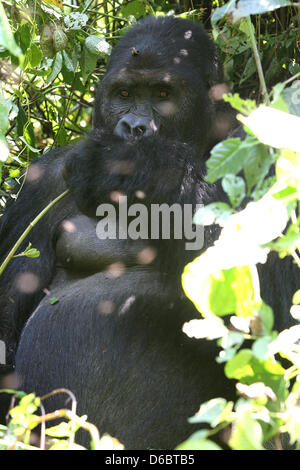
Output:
[107,16,219,79]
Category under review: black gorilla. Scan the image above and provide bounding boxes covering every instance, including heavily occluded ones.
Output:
[0,16,297,449]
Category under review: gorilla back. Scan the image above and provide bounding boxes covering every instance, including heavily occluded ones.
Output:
[1,16,293,449]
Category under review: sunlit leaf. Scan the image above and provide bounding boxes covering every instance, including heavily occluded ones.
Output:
[240,106,300,153]
[47,52,63,83]
[29,43,43,68]
[64,12,89,30]
[0,1,23,57]
[176,430,222,450]
[188,398,230,426]
[229,409,264,450]
[206,137,259,183]
[0,133,9,162]
[193,202,233,226]
[221,174,246,208]
[43,0,63,10]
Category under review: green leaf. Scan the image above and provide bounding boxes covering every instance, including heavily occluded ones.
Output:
[222,174,246,208]
[0,133,9,163]
[193,202,233,226]
[239,106,300,153]
[211,0,236,27]
[64,12,88,30]
[292,290,300,305]
[47,52,63,83]
[29,43,43,68]
[50,297,59,305]
[233,0,292,22]
[225,350,286,405]
[85,36,111,57]
[15,23,31,54]
[223,93,257,115]
[206,137,257,183]
[229,410,264,450]
[282,83,300,117]
[0,95,12,133]
[120,0,148,18]
[244,144,273,195]
[188,398,229,426]
[16,106,36,154]
[176,430,222,450]
[252,336,274,360]
[45,422,72,438]
[0,1,23,57]
[80,45,98,82]
[19,136,39,153]
[62,50,75,73]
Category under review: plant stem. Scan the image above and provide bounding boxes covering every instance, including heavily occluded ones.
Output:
[0,189,69,277]
[246,16,270,105]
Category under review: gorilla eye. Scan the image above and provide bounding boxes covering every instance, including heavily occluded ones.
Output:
[120,90,130,98]
[159,90,169,99]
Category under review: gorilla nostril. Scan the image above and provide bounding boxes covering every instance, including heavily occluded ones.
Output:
[134,125,147,137]
[121,120,132,135]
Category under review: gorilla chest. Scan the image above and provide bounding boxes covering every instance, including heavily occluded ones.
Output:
[55,214,150,274]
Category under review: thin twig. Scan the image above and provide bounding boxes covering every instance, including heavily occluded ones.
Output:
[0,189,69,277]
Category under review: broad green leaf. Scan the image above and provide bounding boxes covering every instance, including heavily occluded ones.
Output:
[223,93,256,115]
[120,0,148,18]
[80,46,98,82]
[0,95,12,133]
[182,259,261,318]
[240,106,300,153]
[182,317,228,340]
[229,410,264,450]
[0,133,9,163]
[193,202,233,226]
[16,106,36,153]
[225,350,286,405]
[19,136,39,153]
[292,290,300,305]
[176,430,222,450]
[29,43,43,68]
[62,50,76,73]
[239,55,257,85]
[47,52,63,83]
[211,0,236,26]
[188,398,229,426]
[252,336,274,360]
[221,174,246,208]
[64,12,89,30]
[282,82,300,117]
[206,137,258,183]
[15,23,31,54]
[85,36,111,57]
[243,144,273,195]
[0,1,23,57]
[233,0,292,22]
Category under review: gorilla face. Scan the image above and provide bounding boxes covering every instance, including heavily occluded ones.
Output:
[94,16,224,151]
[104,69,186,139]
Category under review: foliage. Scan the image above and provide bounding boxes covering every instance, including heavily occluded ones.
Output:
[0,388,124,449]
[0,0,300,451]
[180,0,300,451]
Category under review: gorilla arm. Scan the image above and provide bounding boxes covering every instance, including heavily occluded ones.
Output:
[0,147,74,357]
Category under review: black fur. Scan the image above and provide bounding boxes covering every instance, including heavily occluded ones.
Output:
[0,16,297,449]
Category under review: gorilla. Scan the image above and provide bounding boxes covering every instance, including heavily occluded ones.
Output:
[0,16,297,449]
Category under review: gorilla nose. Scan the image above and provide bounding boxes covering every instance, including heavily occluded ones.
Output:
[114,116,156,139]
